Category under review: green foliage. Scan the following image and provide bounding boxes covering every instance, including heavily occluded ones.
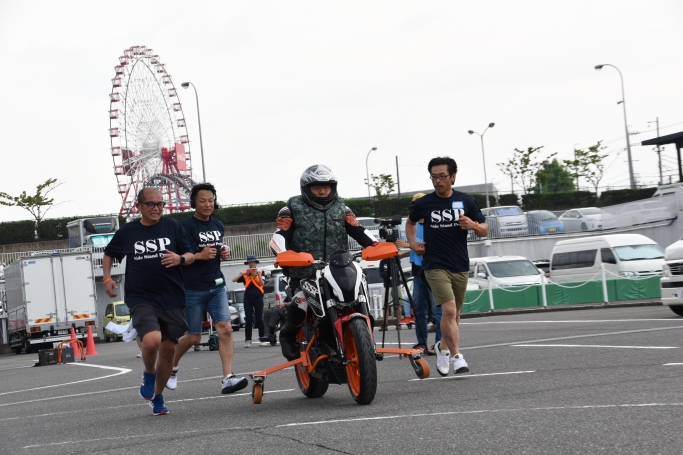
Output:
[562,141,607,193]
[534,159,575,194]
[522,191,597,211]
[498,193,520,206]
[214,202,286,224]
[0,178,63,239]
[599,188,657,206]
[345,198,375,217]
[469,193,497,209]
[163,211,195,223]
[497,146,557,194]
[369,174,396,202]
[37,216,80,240]
[0,220,36,244]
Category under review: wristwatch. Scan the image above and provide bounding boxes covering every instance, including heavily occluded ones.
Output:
[179,255,186,265]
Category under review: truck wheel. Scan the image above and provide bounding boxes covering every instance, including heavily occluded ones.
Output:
[104,332,111,343]
[670,306,683,317]
[13,346,22,355]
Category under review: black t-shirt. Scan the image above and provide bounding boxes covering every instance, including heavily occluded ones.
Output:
[408,190,485,272]
[182,216,225,291]
[104,217,192,310]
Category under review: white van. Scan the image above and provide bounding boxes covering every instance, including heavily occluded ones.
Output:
[550,234,664,283]
[469,256,544,288]
[659,238,683,316]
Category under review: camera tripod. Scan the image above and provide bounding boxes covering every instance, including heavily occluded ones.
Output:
[378,255,428,350]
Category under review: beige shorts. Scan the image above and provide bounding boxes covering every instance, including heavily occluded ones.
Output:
[423,269,469,310]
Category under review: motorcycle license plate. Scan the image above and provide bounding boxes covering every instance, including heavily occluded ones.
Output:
[549,228,556,233]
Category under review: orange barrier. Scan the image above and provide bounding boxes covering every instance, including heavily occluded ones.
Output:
[85,326,98,356]
[57,339,86,362]
[69,327,78,351]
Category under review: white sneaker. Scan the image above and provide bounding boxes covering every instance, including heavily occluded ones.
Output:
[221,374,248,394]
[136,350,142,358]
[451,354,469,374]
[244,341,251,348]
[166,367,179,390]
[260,341,270,346]
[434,341,451,376]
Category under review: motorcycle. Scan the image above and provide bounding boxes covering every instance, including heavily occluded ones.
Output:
[249,242,430,405]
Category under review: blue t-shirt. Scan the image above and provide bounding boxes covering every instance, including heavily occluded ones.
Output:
[408,190,485,273]
[104,217,192,310]
[181,216,225,291]
[410,222,425,267]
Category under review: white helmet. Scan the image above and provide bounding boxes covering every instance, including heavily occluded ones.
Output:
[300,164,338,210]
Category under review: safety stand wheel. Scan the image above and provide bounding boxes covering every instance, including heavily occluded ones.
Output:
[252,376,264,404]
[409,355,431,379]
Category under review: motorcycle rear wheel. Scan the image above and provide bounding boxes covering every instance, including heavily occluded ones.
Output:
[343,317,377,405]
[294,329,329,398]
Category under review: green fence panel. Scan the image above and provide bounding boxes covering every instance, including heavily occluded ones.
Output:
[613,276,661,300]
[544,281,603,305]
[492,286,541,309]
[462,290,490,313]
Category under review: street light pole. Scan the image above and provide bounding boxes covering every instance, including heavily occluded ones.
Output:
[365,147,377,198]
[468,123,495,209]
[594,64,635,189]
[181,81,206,183]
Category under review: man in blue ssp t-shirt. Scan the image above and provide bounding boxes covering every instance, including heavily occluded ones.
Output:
[406,157,488,377]
[166,183,248,395]
[103,187,195,416]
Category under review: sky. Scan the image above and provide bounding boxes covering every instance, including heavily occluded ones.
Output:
[1,1,682,222]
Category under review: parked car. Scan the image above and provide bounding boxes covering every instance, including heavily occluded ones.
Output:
[532,259,551,278]
[468,256,544,288]
[227,288,246,328]
[201,304,240,331]
[613,200,672,228]
[102,301,129,342]
[261,266,289,309]
[481,206,529,238]
[558,207,602,232]
[526,210,565,235]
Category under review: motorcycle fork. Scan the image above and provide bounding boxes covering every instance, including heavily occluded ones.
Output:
[320,278,346,360]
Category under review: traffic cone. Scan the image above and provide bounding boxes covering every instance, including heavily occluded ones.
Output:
[85,326,98,356]
[69,327,80,358]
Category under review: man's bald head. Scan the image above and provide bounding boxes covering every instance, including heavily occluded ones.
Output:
[137,187,161,203]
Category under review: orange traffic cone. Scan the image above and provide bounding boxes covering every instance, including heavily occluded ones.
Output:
[69,327,81,358]
[85,326,98,356]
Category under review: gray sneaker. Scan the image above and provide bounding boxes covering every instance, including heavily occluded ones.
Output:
[165,367,179,390]
[434,341,451,376]
[221,374,248,394]
[244,341,251,348]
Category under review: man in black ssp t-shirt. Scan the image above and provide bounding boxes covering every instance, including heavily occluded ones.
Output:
[103,188,195,416]
[406,157,488,377]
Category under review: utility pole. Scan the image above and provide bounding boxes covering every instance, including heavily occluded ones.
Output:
[648,117,663,186]
[395,156,401,197]
[573,143,580,191]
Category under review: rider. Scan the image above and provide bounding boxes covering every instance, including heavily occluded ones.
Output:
[270,164,378,360]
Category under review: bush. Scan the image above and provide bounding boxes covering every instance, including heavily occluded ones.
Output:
[599,187,657,206]
[522,191,597,211]
[214,201,286,225]
[0,220,36,243]
[469,193,497,209]
[498,193,520,206]
[37,216,80,240]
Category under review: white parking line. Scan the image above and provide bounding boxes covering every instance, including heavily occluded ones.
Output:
[663,363,683,366]
[0,363,131,397]
[461,319,683,325]
[23,401,683,448]
[409,370,535,382]
[512,344,678,349]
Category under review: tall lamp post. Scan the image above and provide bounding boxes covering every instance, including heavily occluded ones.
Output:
[468,123,495,209]
[594,64,635,189]
[365,147,377,197]
[181,81,206,183]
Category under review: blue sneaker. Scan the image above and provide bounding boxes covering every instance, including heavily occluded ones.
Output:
[140,371,156,400]
[150,394,168,415]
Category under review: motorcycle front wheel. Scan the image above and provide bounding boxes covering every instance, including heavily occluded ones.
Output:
[343,317,377,405]
[294,328,329,398]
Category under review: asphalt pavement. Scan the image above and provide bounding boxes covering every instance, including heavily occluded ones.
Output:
[2,304,683,454]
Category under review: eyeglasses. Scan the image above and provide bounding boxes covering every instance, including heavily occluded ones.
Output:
[141,201,165,209]
[429,174,453,181]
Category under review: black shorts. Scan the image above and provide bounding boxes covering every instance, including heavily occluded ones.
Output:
[130,304,188,343]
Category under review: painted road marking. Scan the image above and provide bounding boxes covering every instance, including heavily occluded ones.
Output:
[0,363,131,397]
[513,344,678,349]
[24,401,683,448]
[409,370,535,382]
[663,363,683,366]
[461,319,683,325]
[466,325,683,350]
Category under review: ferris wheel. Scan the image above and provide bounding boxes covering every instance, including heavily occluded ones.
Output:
[108,45,196,218]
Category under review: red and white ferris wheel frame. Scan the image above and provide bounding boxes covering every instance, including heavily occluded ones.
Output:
[108,45,195,218]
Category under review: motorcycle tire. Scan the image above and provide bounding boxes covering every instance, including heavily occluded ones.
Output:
[343,317,377,405]
[294,329,329,398]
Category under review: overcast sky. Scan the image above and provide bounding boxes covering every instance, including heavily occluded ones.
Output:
[1,1,682,222]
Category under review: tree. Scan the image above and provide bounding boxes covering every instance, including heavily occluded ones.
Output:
[562,141,607,195]
[497,146,557,194]
[533,159,575,194]
[369,173,395,202]
[0,178,63,239]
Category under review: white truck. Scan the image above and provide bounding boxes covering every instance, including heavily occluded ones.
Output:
[6,251,98,354]
[661,238,683,316]
[67,217,119,249]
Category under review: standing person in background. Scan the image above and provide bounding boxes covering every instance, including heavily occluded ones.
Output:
[166,183,248,395]
[103,187,195,415]
[396,192,440,356]
[406,157,488,377]
[232,255,265,347]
